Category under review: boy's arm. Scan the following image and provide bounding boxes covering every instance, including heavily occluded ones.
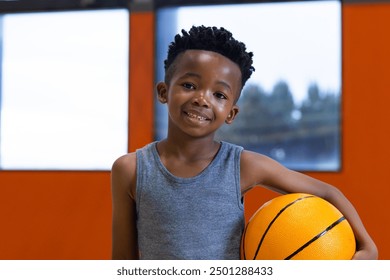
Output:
[111,153,138,260]
[241,150,378,260]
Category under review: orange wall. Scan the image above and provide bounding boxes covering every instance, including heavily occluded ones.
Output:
[0,3,390,260]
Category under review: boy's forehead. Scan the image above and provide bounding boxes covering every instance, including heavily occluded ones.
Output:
[175,50,241,78]
[178,49,231,64]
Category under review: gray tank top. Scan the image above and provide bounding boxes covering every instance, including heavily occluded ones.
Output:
[135,141,244,259]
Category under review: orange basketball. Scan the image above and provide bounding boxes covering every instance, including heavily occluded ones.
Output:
[242,193,356,260]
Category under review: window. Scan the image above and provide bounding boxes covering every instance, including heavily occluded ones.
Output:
[155,0,341,171]
[0,8,129,170]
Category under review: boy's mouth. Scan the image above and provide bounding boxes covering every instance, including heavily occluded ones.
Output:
[186,112,208,121]
[184,110,211,121]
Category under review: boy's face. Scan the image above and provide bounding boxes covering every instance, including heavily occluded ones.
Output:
[157,49,242,138]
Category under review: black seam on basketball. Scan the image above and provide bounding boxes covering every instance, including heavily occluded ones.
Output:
[284,216,346,260]
[247,195,315,260]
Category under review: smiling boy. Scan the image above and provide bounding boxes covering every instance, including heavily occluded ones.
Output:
[111,26,377,260]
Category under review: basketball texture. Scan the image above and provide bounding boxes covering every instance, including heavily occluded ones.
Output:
[242,193,356,260]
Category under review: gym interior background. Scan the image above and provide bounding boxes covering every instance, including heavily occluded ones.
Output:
[0,0,389,259]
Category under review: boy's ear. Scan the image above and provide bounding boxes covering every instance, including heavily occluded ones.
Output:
[225,105,239,124]
[157,82,168,104]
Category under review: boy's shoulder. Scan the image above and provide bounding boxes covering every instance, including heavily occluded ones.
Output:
[111,152,137,199]
[240,148,296,193]
[111,141,156,172]
[112,152,137,180]
[112,152,136,168]
[240,149,282,171]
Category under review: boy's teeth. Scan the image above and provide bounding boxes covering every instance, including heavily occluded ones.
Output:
[187,112,206,121]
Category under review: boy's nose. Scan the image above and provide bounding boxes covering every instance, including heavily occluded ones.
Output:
[192,91,210,108]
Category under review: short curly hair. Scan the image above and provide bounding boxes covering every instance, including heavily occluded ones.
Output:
[164,25,255,89]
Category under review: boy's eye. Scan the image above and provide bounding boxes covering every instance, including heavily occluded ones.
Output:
[214,92,227,100]
[182,82,195,90]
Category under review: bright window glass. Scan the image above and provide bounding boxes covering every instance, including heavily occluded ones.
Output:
[155,1,341,171]
[0,9,129,170]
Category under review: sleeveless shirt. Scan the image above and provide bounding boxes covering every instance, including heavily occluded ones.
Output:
[135,141,244,260]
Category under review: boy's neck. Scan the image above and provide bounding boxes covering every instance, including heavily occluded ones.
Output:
[157,136,220,162]
[156,137,221,178]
